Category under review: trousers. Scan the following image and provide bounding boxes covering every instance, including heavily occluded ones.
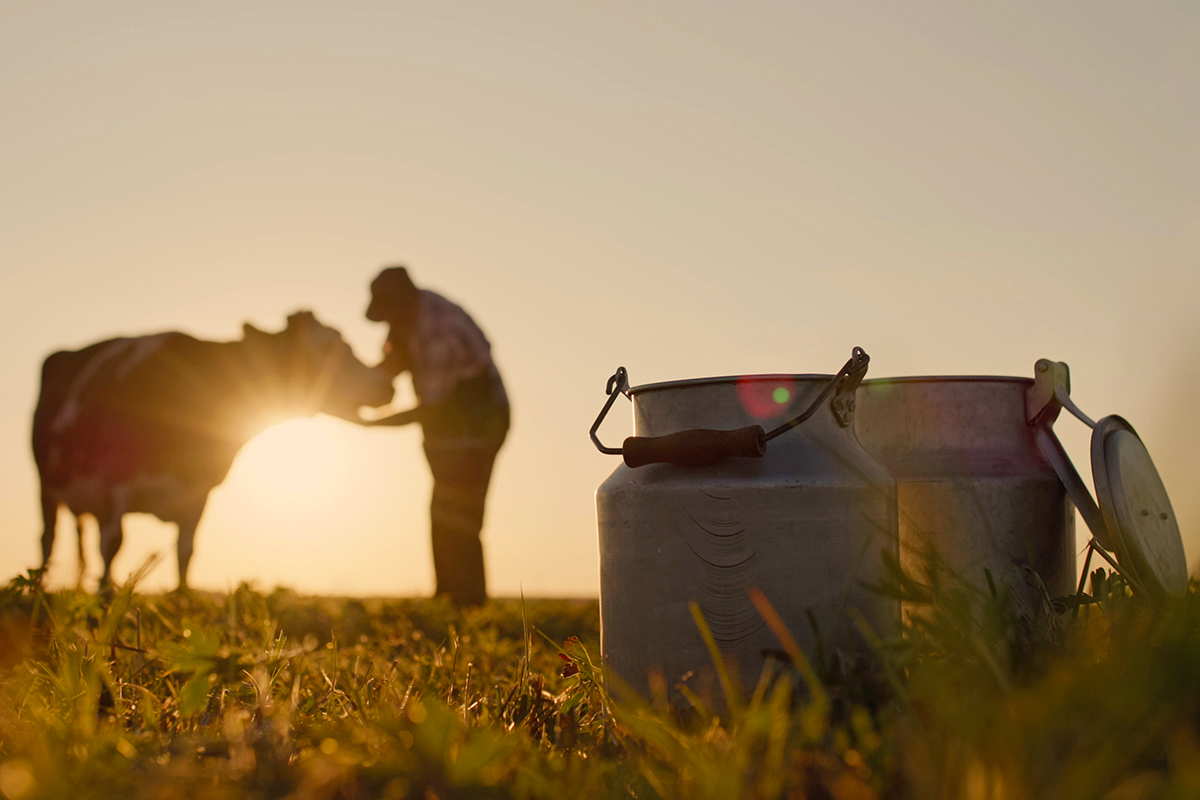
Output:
[422,403,509,606]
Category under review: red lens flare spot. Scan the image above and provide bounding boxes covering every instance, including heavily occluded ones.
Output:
[736,379,794,420]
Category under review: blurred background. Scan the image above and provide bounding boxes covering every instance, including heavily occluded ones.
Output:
[1,1,1196,596]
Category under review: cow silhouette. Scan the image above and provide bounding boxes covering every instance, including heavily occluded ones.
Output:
[32,311,395,589]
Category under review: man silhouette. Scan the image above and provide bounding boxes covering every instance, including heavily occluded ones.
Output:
[360,266,509,607]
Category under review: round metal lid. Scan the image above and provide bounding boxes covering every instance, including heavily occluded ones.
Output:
[1091,416,1188,600]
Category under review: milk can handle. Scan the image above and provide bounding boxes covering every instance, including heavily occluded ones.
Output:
[590,347,870,468]
[589,367,630,455]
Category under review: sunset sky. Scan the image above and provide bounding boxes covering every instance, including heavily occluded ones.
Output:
[2,2,1197,596]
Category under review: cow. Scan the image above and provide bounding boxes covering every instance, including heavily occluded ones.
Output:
[32,311,395,589]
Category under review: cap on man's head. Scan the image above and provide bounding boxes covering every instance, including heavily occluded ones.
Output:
[367,265,419,321]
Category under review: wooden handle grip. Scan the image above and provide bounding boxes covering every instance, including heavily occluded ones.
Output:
[622,426,766,468]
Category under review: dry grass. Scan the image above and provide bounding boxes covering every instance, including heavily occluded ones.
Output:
[1,553,1198,799]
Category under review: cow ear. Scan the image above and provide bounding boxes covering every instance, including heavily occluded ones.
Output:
[242,322,269,341]
[286,310,317,331]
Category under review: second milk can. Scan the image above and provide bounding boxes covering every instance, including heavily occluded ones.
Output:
[854,374,1076,616]
[592,349,898,702]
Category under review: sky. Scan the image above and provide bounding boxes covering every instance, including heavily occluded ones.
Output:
[1,1,1197,597]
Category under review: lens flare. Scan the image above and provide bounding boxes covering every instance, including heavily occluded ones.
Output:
[736,378,795,420]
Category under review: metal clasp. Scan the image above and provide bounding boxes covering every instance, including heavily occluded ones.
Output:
[1025,360,1108,550]
[1025,359,1097,430]
[761,347,870,442]
[832,347,870,427]
[589,367,630,455]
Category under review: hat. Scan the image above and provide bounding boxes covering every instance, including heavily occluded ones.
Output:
[367,266,419,322]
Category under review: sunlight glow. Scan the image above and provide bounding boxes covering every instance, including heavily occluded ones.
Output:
[232,418,356,512]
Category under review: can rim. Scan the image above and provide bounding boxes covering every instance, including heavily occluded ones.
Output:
[860,375,1034,387]
[631,373,1035,395]
[629,373,835,395]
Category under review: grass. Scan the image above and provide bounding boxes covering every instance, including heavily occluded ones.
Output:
[0,553,1198,800]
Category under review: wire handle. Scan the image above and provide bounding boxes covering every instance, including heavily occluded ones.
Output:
[589,348,870,467]
[589,366,630,455]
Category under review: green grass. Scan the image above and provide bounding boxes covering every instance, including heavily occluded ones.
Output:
[1,555,1199,799]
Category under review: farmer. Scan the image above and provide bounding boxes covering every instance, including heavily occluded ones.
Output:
[360,266,509,607]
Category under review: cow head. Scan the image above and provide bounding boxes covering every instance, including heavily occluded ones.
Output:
[241,311,394,423]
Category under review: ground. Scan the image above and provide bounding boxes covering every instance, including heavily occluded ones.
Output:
[1,559,1199,799]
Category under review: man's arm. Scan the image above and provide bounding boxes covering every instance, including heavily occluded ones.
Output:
[356,407,426,427]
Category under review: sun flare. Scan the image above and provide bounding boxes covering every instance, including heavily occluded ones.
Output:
[231,417,356,511]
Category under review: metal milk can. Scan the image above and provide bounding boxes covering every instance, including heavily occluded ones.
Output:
[592,349,898,702]
[854,374,1076,616]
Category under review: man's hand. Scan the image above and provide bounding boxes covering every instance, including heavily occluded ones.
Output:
[377,337,413,377]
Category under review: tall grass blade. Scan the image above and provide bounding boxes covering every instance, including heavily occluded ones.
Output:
[688,600,743,714]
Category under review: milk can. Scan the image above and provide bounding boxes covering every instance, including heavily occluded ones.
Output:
[854,374,1076,617]
[592,349,898,703]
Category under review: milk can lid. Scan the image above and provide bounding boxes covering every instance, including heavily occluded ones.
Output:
[1091,416,1189,600]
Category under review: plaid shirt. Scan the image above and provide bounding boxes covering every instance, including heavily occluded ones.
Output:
[408,291,507,407]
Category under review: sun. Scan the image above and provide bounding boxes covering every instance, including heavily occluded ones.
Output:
[230,417,357,511]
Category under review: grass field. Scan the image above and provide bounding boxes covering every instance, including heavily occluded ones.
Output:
[1,556,1199,800]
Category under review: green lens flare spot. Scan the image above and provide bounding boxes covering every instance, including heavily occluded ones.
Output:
[773,387,790,405]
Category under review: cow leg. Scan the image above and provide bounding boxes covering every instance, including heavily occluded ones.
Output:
[75,514,88,588]
[98,510,126,590]
[175,503,206,590]
[39,491,58,576]
[96,487,134,591]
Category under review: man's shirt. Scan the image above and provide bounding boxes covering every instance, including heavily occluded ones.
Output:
[407,291,508,407]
